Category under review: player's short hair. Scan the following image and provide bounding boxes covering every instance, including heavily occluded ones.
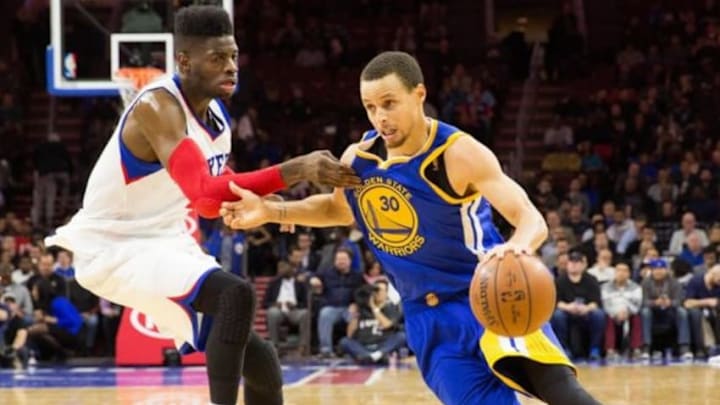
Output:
[175,5,232,39]
[361,51,424,91]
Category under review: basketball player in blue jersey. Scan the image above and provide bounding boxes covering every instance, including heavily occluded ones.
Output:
[221,52,600,405]
[45,6,359,405]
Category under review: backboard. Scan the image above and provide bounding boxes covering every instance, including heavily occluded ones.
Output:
[47,0,233,97]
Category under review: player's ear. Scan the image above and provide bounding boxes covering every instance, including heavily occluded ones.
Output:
[414,83,427,104]
[176,51,190,75]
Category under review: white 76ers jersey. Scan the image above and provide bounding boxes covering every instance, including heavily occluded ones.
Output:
[58,74,231,241]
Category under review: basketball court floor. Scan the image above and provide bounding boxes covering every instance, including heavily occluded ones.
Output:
[1,358,718,405]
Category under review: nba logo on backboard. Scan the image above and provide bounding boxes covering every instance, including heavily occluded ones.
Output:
[129,309,171,340]
[63,52,77,79]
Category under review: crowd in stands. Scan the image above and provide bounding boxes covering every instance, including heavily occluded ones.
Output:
[540,2,720,362]
[1,0,720,370]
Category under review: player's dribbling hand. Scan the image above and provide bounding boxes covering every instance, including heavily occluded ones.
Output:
[478,242,530,267]
[300,150,362,188]
[221,182,271,230]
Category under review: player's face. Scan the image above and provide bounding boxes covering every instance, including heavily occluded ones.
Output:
[180,36,238,98]
[360,73,426,149]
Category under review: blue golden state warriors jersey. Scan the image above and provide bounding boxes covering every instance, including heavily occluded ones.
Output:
[344,119,504,302]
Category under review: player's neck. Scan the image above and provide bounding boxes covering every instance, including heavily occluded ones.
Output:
[181,81,213,122]
[386,116,430,159]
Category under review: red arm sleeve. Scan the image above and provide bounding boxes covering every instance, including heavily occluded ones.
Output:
[167,138,286,218]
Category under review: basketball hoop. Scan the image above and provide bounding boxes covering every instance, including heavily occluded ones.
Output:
[113,67,165,107]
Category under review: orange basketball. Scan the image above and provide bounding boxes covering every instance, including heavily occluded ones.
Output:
[469,252,556,337]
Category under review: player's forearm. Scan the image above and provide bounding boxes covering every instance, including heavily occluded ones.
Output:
[506,210,549,252]
[278,156,312,186]
[265,194,354,227]
[167,138,285,218]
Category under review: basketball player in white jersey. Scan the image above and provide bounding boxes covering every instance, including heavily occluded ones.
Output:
[45,6,360,405]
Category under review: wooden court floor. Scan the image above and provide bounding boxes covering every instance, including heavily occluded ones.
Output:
[1,363,719,404]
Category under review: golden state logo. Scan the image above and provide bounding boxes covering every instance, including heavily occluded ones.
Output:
[356,177,425,256]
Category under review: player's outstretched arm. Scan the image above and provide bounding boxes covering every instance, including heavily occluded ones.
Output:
[223,185,354,229]
[128,90,360,218]
[220,145,359,229]
[445,136,548,253]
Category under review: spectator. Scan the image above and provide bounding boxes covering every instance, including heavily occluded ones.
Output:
[263,261,310,355]
[0,293,29,369]
[684,265,720,358]
[678,232,706,271]
[295,39,326,68]
[0,264,32,324]
[653,201,678,251]
[68,280,99,355]
[543,116,574,149]
[99,299,122,356]
[602,263,643,361]
[11,255,34,287]
[587,248,615,285]
[616,215,647,258]
[294,232,320,274]
[698,246,718,274]
[27,253,66,298]
[606,208,635,254]
[316,227,364,274]
[640,259,692,361]
[245,225,274,276]
[53,249,75,280]
[121,1,163,33]
[285,85,313,122]
[203,224,247,277]
[581,215,606,243]
[668,212,709,255]
[541,234,570,270]
[340,280,405,364]
[616,43,646,70]
[311,249,365,357]
[551,251,606,360]
[273,12,303,55]
[647,167,678,204]
[552,252,570,278]
[31,133,72,231]
[27,279,83,362]
[626,225,657,263]
[287,245,311,282]
[566,181,591,219]
[533,181,560,212]
[580,231,616,266]
[564,203,590,241]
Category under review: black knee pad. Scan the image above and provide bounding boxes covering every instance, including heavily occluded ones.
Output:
[216,280,256,344]
[244,334,283,392]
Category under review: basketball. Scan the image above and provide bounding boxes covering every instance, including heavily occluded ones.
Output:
[469,252,556,337]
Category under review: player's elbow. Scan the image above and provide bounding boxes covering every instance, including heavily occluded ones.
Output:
[192,196,222,219]
[537,217,549,242]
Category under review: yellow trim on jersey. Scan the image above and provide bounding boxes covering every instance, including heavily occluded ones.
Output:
[418,132,480,205]
[354,119,439,170]
[480,330,576,397]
